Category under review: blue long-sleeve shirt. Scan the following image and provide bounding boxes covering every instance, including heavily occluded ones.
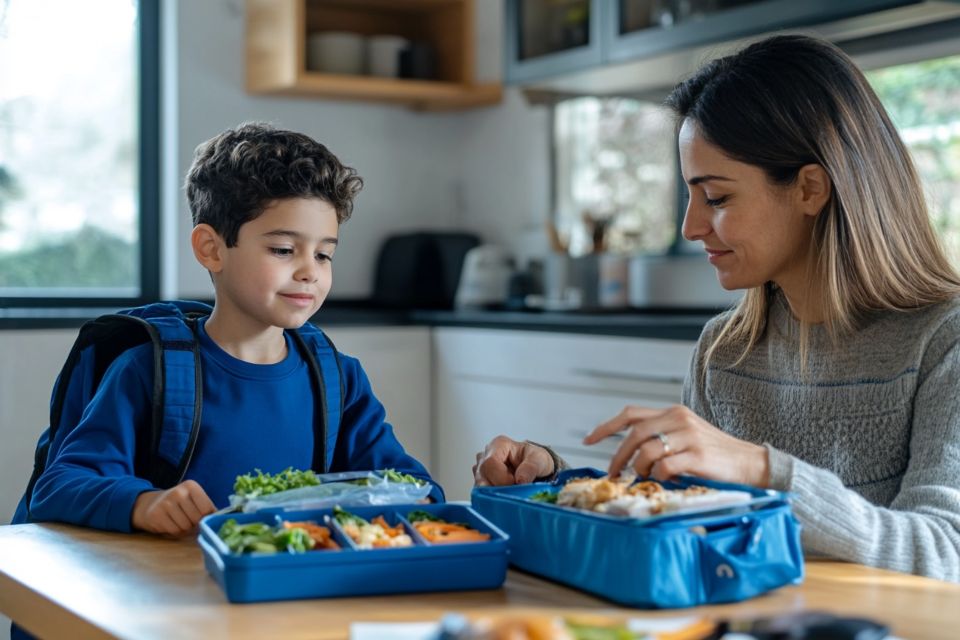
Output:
[29,318,442,531]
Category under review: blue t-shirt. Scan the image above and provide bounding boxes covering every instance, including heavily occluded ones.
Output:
[29,318,441,531]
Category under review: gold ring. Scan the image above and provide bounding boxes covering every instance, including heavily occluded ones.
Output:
[655,431,672,455]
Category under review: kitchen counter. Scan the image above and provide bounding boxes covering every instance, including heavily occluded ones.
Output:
[410,308,717,339]
[2,302,723,340]
[2,522,959,640]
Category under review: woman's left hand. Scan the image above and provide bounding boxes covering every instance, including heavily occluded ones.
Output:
[583,404,771,487]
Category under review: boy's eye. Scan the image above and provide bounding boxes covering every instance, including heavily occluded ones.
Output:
[316,253,333,263]
[270,247,294,256]
[704,195,729,207]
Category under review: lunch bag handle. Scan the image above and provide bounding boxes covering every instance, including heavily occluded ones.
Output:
[699,512,803,604]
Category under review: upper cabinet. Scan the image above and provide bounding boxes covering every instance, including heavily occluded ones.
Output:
[506,0,960,88]
[607,0,930,63]
[246,0,502,111]
[503,0,604,84]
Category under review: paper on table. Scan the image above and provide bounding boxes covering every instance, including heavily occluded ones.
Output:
[350,615,707,640]
[350,621,438,640]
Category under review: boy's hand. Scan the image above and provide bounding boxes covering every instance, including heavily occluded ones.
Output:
[131,480,216,537]
[473,435,554,486]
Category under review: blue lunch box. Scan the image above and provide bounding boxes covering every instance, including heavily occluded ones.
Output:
[198,503,509,603]
[471,468,803,608]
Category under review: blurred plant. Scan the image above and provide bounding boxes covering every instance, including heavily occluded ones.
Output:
[868,55,960,268]
[554,96,676,256]
[0,164,23,229]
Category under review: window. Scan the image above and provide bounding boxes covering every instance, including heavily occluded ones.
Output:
[553,96,677,256]
[867,54,960,268]
[0,0,158,306]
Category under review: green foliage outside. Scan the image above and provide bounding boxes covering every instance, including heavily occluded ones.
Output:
[0,224,136,288]
[867,56,960,266]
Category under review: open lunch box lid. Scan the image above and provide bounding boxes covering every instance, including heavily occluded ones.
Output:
[198,503,509,603]
[471,468,805,609]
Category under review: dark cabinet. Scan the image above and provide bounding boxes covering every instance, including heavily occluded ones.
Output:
[504,0,605,83]
[606,0,923,63]
[505,0,952,85]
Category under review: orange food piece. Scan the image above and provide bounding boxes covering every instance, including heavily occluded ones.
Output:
[370,515,406,538]
[414,521,490,544]
[283,521,340,550]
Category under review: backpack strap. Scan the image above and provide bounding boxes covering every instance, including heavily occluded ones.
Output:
[113,301,208,487]
[141,314,203,488]
[289,323,344,473]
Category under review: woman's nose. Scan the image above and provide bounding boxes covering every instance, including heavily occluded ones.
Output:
[681,200,710,242]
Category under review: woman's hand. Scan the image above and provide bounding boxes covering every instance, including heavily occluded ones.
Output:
[584,404,771,487]
[473,435,554,486]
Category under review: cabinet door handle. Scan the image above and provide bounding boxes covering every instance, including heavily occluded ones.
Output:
[571,367,685,385]
[572,429,623,441]
[551,445,616,461]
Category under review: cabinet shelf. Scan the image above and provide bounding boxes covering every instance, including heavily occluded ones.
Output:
[246,0,502,111]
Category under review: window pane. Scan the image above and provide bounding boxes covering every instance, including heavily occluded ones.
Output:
[867,54,960,268]
[554,97,676,256]
[0,0,139,297]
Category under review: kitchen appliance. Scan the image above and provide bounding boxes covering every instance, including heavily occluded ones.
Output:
[454,245,515,309]
[372,232,480,309]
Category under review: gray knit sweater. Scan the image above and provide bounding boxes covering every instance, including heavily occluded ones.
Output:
[682,290,960,582]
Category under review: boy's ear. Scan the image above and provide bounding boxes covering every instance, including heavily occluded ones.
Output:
[796,164,832,217]
[191,224,226,273]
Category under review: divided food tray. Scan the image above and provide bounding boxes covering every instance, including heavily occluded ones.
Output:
[199,503,509,603]
[471,468,804,608]
[490,468,785,525]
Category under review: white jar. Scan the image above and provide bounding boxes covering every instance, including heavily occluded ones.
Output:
[366,35,409,78]
[306,31,365,75]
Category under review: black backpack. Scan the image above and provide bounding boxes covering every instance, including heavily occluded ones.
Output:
[13,300,343,524]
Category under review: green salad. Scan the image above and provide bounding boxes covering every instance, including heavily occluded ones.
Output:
[217,519,314,554]
[233,467,321,498]
[530,490,558,504]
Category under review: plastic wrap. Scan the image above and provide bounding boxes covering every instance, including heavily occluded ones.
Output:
[230,470,433,513]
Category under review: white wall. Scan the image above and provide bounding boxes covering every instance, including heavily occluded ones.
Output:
[170,0,550,299]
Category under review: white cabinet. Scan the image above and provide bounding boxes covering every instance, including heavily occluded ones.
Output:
[324,327,432,469]
[433,328,696,500]
[0,330,80,524]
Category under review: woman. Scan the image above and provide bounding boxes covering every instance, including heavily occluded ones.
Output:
[474,35,960,582]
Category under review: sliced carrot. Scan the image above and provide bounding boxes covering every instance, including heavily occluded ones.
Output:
[415,522,490,543]
[283,521,340,550]
[371,515,406,538]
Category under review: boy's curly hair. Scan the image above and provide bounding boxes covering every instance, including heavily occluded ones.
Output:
[185,122,363,246]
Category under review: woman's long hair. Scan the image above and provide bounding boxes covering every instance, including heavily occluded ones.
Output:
[666,34,960,365]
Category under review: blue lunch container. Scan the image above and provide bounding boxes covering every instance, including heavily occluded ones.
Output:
[199,502,509,603]
[471,468,803,608]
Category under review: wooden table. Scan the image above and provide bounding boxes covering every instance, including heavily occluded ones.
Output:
[1,523,958,640]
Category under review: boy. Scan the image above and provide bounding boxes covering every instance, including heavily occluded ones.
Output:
[27,122,442,536]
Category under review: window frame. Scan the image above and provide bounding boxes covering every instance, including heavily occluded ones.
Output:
[0,0,160,312]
